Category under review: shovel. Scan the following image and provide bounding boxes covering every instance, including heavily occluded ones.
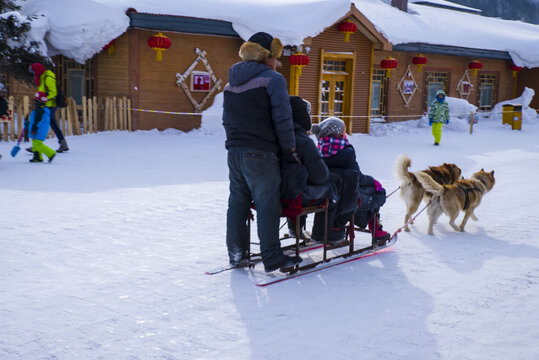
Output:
[11,126,26,157]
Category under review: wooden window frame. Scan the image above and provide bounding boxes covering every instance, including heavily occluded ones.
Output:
[370,68,387,116]
[424,71,450,111]
[477,72,499,111]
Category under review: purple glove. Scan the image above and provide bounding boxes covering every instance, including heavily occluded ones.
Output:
[373,179,383,192]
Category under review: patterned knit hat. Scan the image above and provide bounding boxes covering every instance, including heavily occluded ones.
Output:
[310,117,345,139]
[34,91,48,104]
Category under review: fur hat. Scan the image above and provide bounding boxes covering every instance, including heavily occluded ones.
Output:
[239,32,283,62]
[289,96,312,131]
[311,117,346,139]
[34,91,48,104]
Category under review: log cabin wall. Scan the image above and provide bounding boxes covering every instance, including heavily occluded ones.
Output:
[281,25,373,134]
[374,51,517,121]
[129,28,242,131]
[95,33,129,98]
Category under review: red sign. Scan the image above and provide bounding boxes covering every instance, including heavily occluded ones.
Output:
[191,72,211,91]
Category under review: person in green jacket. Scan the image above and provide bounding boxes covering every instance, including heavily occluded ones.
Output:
[428,89,450,146]
[27,63,69,153]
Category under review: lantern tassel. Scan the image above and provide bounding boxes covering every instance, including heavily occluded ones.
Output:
[156,50,162,62]
[344,33,350,42]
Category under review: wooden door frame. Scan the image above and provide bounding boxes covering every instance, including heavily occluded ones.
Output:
[318,49,356,133]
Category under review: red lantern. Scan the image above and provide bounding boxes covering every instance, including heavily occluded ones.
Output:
[468,60,483,76]
[509,64,523,78]
[102,39,115,55]
[148,32,171,62]
[380,56,398,78]
[412,54,427,72]
[337,19,357,43]
[289,52,309,76]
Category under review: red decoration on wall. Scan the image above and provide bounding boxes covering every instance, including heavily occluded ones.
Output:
[380,56,398,78]
[102,39,115,55]
[468,60,483,76]
[509,64,523,78]
[289,52,310,76]
[412,54,427,72]
[337,19,357,42]
[148,33,171,62]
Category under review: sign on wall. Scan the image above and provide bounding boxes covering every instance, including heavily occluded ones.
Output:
[457,70,474,100]
[397,65,418,107]
[191,71,211,92]
[176,48,223,112]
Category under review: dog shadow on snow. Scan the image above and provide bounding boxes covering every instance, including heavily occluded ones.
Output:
[409,225,539,274]
[227,249,442,360]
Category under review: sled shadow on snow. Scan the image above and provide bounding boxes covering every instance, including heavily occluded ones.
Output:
[225,250,441,359]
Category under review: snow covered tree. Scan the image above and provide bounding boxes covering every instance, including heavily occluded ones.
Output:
[0,0,50,83]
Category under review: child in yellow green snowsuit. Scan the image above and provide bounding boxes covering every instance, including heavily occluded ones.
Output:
[428,89,449,146]
[28,92,56,163]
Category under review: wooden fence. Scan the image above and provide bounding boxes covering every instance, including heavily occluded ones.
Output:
[0,95,131,141]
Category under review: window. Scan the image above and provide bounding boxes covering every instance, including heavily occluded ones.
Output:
[424,72,449,110]
[370,69,387,116]
[55,56,94,105]
[478,74,498,110]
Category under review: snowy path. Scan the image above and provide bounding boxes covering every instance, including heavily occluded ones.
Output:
[1,120,538,359]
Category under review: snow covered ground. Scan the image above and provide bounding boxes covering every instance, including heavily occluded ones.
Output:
[1,102,539,359]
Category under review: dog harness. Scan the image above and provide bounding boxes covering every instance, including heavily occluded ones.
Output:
[459,185,483,210]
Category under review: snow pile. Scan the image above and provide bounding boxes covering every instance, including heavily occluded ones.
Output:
[19,0,129,63]
[199,92,225,136]
[15,0,539,67]
[489,87,537,124]
[371,88,536,136]
[17,0,350,64]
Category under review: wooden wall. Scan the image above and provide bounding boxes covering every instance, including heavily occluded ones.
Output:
[281,25,373,133]
[517,68,539,110]
[128,29,242,131]
[95,33,130,98]
[374,51,517,121]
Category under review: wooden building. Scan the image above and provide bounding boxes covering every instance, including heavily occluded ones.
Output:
[5,1,538,134]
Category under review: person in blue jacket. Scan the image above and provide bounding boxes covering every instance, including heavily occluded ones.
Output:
[222,32,302,272]
[28,91,56,163]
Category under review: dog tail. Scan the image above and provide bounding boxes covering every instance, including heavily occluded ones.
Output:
[394,154,415,183]
[413,171,444,195]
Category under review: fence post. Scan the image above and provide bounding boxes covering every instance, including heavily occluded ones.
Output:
[469,112,474,134]
[93,96,98,132]
[127,98,132,131]
[87,97,93,133]
[16,97,23,141]
[82,95,87,134]
[118,97,123,130]
[112,96,118,130]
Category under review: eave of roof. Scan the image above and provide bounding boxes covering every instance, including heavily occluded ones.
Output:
[127,11,239,38]
[393,42,512,60]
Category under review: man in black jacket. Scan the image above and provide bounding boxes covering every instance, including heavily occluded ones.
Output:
[222,32,302,272]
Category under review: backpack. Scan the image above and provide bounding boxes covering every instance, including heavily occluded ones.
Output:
[45,74,67,108]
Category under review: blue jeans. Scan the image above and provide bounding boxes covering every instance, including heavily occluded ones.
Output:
[47,107,65,142]
[226,147,282,266]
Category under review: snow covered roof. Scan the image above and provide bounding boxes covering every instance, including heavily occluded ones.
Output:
[408,0,481,14]
[15,0,539,68]
[354,0,539,68]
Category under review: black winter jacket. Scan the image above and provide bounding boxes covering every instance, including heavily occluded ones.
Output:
[281,125,336,201]
[222,61,295,154]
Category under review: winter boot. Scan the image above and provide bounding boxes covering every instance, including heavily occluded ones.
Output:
[264,254,302,273]
[29,151,43,163]
[57,139,69,153]
[26,146,33,153]
[48,152,56,163]
[368,217,390,246]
